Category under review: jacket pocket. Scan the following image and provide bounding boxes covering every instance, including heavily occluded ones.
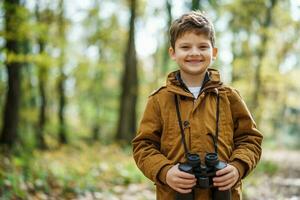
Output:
[160,109,186,160]
[161,110,177,153]
[217,99,234,159]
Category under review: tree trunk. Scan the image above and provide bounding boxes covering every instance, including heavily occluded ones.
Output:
[1,64,22,147]
[252,0,277,124]
[35,0,48,149]
[161,0,172,76]
[37,68,47,149]
[91,87,101,141]
[57,0,67,144]
[0,0,22,148]
[230,32,238,83]
[116,0,138,143]
[58,71,67,144]
[92,123,100,141]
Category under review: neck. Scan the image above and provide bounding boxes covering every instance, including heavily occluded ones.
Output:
[180,71,206,87]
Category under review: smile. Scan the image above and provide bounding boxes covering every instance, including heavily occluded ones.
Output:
[185,60,204,64]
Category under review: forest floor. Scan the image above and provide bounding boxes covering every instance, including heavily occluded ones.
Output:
[1,143,300,200]
[94,148,300,200]
[243,149,300,200]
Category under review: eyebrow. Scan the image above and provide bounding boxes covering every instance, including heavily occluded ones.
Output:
[178,42,210,45]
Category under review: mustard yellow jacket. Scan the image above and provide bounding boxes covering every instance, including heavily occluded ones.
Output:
[132,69,263,200]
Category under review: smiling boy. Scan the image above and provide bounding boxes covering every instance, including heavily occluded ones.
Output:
[132,11,263,200]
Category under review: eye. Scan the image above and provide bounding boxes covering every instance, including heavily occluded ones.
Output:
[180,46,189,49]
[199,45,209,49]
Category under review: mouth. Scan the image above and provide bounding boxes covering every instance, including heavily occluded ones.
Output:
[185,59,204,64]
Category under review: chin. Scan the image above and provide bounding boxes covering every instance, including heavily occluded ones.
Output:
[183,68,207,75]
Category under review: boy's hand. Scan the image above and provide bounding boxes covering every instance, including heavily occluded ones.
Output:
[213,164,239,191]
[166,164,197,194]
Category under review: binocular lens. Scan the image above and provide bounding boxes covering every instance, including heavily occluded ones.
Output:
[187,153,201,166]
[205,153,218,166]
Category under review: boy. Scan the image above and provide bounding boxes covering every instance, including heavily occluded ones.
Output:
[132,11,262,200]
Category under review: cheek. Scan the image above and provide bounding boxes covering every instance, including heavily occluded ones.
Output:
[176,51,187,58]
[203,51,213,59]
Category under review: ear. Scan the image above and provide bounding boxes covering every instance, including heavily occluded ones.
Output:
[169,47,176,60]
[212,47,218,60]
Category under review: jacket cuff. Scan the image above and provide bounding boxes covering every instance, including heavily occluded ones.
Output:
[158,164,174,185]
[229,159,248,180]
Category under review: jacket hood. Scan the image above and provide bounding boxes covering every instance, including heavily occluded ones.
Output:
[166,68,223,97]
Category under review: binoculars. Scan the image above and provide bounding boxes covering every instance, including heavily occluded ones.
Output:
[175,152,232,200]
[174,93,231,200]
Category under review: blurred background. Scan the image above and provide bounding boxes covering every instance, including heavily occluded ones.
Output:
[0,0,300,199]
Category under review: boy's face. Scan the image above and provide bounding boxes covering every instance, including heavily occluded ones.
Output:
[169,31,217,77]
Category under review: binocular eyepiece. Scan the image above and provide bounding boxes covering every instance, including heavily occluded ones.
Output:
[176,153,231,200]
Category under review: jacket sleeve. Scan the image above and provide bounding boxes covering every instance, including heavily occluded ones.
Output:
[227,88,263,180]
[132,95,173,186]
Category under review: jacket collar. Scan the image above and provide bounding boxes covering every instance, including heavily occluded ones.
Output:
[166,68,223,97]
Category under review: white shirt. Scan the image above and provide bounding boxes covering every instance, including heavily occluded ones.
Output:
[188,86,201,98]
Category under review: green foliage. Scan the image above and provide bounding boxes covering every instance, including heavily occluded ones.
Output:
[255,160,279,176]
[0,0,300,198]
[3,0,299,150]
[0,143,150,199]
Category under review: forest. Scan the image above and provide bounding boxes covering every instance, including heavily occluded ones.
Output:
[0,0,300,199]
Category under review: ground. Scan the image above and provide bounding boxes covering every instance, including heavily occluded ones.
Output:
[243,149,300,200]
[1,144,299,199]
[96,149,300,200]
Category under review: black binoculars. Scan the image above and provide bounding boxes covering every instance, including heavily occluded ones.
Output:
[174,93,231,200]
[175,152,232,200]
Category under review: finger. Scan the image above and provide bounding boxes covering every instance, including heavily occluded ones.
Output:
[177,171,196,179]
[215,166,231,176]
[213,172,234,183]
[218,183,234,191]
[177,181,196,189]
[177,177,197,185]
[171,177,196,188]
[214,176,233,187]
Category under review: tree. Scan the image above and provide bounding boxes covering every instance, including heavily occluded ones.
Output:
[161,0,173,76]
[77,0,126,142]
[0,0,25,148]
[252,0,277,123]
[226,0,277,119]
[57,0,68,144]
[34,0,53,149]
[116,0,138,143]
[225,0,300,140]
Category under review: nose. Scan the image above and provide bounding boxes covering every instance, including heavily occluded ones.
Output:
[189,46,200,56]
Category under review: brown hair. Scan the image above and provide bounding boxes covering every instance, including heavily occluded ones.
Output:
[169,11,215,49]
